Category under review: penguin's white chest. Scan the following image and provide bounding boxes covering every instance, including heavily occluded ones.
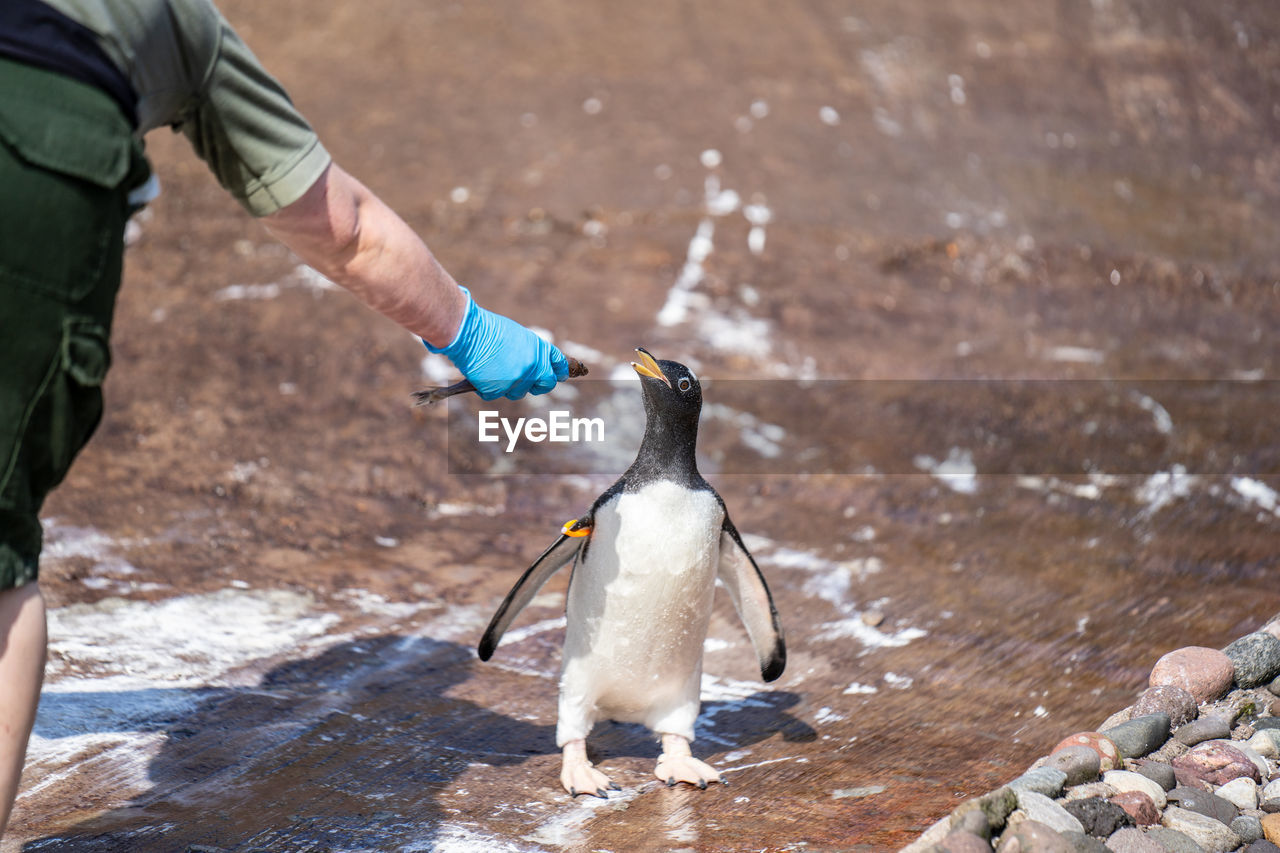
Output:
[561,481,723,721]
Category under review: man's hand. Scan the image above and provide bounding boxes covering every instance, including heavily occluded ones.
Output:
[427,289,569,400]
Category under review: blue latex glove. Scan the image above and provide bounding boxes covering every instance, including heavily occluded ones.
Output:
[425,288,569,400]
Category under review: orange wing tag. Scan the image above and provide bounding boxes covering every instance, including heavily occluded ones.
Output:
[561,518,591,537]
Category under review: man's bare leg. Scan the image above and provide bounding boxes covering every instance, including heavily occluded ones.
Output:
[0,583,46,837]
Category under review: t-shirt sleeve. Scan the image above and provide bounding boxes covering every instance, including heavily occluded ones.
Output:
[177,12,330,217]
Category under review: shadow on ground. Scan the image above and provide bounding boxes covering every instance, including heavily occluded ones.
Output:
[23,634,812,851]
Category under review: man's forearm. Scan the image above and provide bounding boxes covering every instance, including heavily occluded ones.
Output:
[263,163,467,347]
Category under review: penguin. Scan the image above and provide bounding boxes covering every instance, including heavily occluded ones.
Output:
[478,347,786,798]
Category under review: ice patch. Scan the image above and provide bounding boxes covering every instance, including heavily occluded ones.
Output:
[914,448,978,494]
[498,616,567,646]
[815,617,927,648]
[424,825,532,853]
[525,786,640,848]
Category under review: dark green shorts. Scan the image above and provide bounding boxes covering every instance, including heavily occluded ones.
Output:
[0,58,149,590]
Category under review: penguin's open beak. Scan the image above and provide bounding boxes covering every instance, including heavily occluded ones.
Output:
[631,348,671,387]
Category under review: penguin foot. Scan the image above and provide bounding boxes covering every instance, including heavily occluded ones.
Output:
[654,733,721,790]
[560,739,615,798]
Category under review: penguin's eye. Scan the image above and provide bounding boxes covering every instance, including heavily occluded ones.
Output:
[677,377,691,392]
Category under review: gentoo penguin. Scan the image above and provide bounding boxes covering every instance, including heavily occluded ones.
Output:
[478,348,785,797]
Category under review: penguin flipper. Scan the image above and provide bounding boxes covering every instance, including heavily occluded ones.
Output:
[716,517,786,682]
[478,533,583,661]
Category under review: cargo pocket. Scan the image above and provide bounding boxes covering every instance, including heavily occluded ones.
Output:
[1,317,111,512]
[0,86,134,304]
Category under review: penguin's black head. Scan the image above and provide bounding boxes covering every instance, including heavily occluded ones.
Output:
[631,348,702,422]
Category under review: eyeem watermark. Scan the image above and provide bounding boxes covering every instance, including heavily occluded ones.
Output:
[478,410,606,453]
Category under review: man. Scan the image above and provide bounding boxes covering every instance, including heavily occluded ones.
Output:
[0,0,569,834]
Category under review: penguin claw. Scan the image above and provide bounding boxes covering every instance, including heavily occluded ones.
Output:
[666,776,677,787]
[595,788,609,799]
[697,779,708,790]
[609,782,622,791]
[569,786,578,797]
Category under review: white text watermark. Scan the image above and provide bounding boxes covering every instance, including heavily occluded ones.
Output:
[478,410,606,453]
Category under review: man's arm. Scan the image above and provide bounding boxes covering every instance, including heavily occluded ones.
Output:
[262,162,466,347]
[262,163,568,399]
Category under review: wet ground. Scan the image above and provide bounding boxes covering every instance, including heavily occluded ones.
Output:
[5,0,1280,850]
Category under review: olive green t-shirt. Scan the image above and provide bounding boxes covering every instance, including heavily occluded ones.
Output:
[41,0,330,216]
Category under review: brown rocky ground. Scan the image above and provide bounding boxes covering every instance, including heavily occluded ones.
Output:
[5,0,1280,850]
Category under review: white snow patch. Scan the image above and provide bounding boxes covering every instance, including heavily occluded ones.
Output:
[914,448,978,494]
[815,707,846,724]
[843,682,879,695]
[657,219,715,327]
[1231,477,1280,518]
[499,617,567,646]
[1044,346,1105,364]
[213,282,281,302]
[883,672,914,690]
[1131,391,1174,434]
[1135,465,1197,515]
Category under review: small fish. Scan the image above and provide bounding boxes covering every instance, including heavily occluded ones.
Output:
[412,358,589,405]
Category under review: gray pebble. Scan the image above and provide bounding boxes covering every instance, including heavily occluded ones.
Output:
[1244,841,1280,853]
[954,808,992,839]
[1102,827,1164,853]
[1132,760,1177,791]
[1174,717,1232,747]
[940,829,995,853]
[1144,826,1211,853]
[1268,674,1280,697]
[954,787,1020,833]
[1168,785,1239,824]
[1061,830,1109,853]
[1047,747,1103,787]
[1223,633,1280,688]
[1255,718,1280,732]
[997,819,1077,853]
[1160,806,1243,853]
[1013,790,1086,835]
[1010,768,1069,800]
[1232,814,1264,844]
[1104,714,1172,759]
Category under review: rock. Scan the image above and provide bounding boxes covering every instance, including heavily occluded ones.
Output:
[1103,827,1164,853]
[1064,782,1120,802]
[1174,717,1232,747]
[1063,830,1110,852]
[997,819,1077,853]
[1054,734,1122,773]
[1104,770,1168,808]
[903,816,952,853]
[1247,730,1280,760]
[940,829,995,853]
[1245,840,1280,853]
[1224,633,1280,688]
[955,787,1020,833]
[1167,786,1240,824]
[1265,799,1280,814]
[1011,768,1070,799]
[1109,791,1161,826]
[1063,798,1133,838]
[1212,741,1271,780]
[1233,815,1265,844]
[1172,741,1262,788]
[1104,715,1172,760]
[1012,791,1087,835]
[1264,813,1280,843]
[1134,686,1199,728]
[1144,826,1213,853]
[1047,747,1104,786]
[1269,674,1280,696]
[1268,616,1280,643]
[1161,806,1244,852]
[1150,739,1190,764]
[954,807,993,838]
[1217,777,1261,810]
[1264,780,1280,801]
[1150,647,1236,704]
[1132,760,1178,791]
[1100,707,1135,732]
[1255,718,1280,731]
